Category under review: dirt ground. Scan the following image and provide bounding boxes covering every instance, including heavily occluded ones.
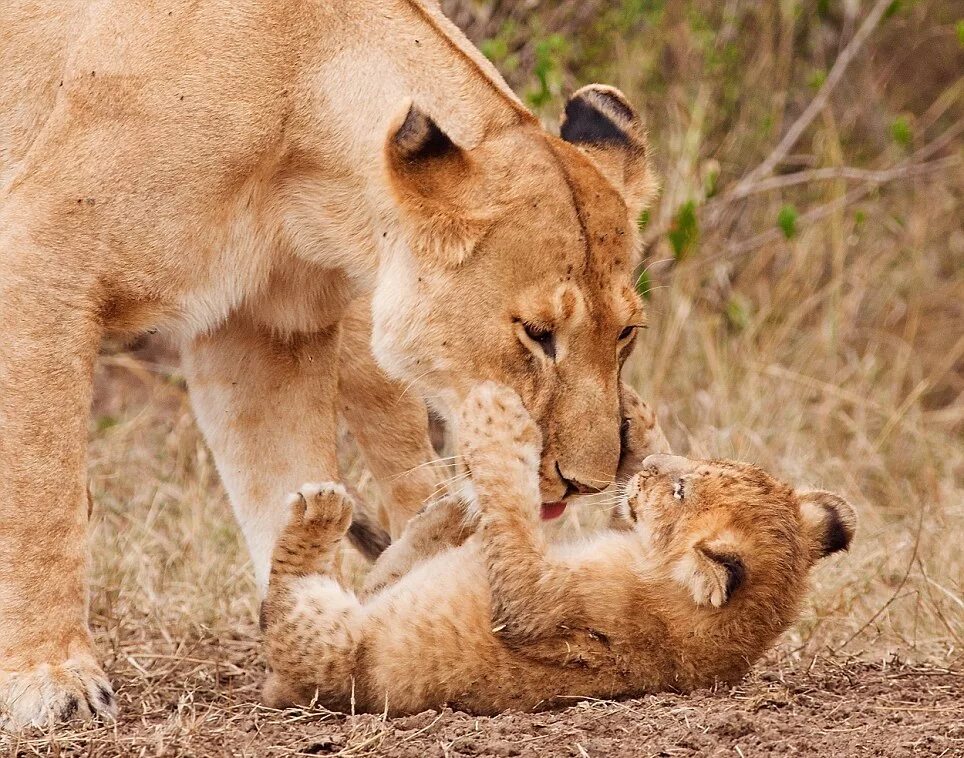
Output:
[2,633,960,757]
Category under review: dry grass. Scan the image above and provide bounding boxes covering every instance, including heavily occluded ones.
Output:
[3,0,961,754]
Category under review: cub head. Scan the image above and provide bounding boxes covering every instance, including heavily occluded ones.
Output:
[372,85,655,506]
[620,455,856,615]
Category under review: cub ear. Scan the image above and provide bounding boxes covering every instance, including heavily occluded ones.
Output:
[672,539,746,608]
[385,102,485,267]
[560,84,656,217]
[799,490,856,562]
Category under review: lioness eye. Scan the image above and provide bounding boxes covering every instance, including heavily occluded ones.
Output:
[522,322,556,359]
[619,325,637,341]
[673,479,685,501]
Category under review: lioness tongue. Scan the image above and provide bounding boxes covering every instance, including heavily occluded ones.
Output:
[541,501,567,520]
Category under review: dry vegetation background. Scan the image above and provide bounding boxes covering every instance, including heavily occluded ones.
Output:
[6,0,961,755]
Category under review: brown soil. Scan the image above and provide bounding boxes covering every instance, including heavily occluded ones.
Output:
[3,633,960,757]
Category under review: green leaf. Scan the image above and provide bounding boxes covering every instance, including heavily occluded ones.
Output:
[637,209,651,230]
[667,200,699,260]
[777,204,798,240]
[884,0,902,19]
[807,69,827,90]
[480,38,508,63]
[957,19,964,49]
[96,415,118,433]
[725,295,751,332]
[890,116,912,149]
[525,34,568,108]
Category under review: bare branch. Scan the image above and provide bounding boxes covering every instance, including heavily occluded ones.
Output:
[721,155,960,199]
[730,0,894,195]
[722,155,959,258]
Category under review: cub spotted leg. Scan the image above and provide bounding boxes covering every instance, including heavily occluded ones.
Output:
[182,316,342,594]
[611,384,672,530]
[260,484,363,711]
[457,383,581,642]
[0,257,115,729]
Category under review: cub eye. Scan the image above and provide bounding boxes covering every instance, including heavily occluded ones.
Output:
[618,325,637,341]
[673,479,685,501]
[520,321,556,359]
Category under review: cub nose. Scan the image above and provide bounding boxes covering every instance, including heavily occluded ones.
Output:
[641,454,697,476]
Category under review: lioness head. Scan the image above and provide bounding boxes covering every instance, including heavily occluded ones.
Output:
[621,454,856,615]
[371,85,655,505]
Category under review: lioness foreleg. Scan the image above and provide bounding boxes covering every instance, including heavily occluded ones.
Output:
[338,298,445,539]
[0,259,115,728]
[182,316,342,594]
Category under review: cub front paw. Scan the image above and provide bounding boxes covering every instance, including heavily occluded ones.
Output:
[458,382,541,472]
[0,655,116,731]
[270,482,354,579]
[618,385,671,477]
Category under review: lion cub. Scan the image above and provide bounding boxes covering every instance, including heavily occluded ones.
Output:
[260,384,855,715]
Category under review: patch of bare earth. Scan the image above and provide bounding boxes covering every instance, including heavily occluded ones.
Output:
[2,639,959,757]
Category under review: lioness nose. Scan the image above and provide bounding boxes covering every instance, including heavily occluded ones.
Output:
[557,463,609,496]
[641,454,697,476]
[564,475,606,496]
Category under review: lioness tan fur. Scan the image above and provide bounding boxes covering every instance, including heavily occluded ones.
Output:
[260,384,856,715]
[0,0,656,728]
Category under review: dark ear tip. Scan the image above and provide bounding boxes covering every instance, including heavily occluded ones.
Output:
[801,490,857,559]
[560,85,640,148]
[571,84,637,122]
[822,506,855,555]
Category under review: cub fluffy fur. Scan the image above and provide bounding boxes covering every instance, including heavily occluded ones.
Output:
[261,384,855,714]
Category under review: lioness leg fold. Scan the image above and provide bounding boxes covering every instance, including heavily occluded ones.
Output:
[338,298,445,539]
[182,316,342,594]
[261,484,363,710]
[0,257,115,729]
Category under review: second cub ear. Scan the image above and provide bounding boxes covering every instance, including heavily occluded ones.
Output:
[560,84,656,217]
[799,490,857,562]
[385,102,484,267]
[673,539,746,608]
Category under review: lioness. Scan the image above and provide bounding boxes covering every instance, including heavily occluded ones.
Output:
[0,0,655,727]
[260,383,855,715]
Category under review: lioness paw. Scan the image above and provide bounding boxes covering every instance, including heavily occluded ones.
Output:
[0,656,116,731]
[458,382,541,471]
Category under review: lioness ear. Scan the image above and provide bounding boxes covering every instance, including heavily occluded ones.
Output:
[799,491,856,562]
[386,102,483,267]
[560,84,656,217]
[672,539,746,608]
